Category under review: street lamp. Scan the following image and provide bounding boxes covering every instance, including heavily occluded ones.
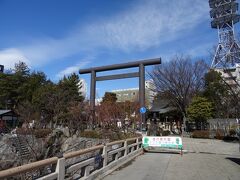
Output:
[236,118,240,152]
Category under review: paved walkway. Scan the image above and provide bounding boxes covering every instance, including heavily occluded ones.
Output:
[183,137,240,156]
[103,138,240,180]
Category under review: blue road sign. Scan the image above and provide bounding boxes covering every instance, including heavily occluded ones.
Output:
[140,107,147,114]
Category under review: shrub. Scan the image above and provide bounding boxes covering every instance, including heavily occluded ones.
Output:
[162,130,171,136]
[34,129,52,138]
[215,129,224,140]
[80,130,101,139]
[192,130,209,138]
[16,128,32,135]
[16,128,52,138]
[229,129,236,136]
[79,129,141,142]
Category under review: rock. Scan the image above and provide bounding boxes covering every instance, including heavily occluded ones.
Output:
[0,160,19,170]
[0,134,19,170]
[51,129,63,137]
[73,134,77,139]
[61,136,80,152]
[62,127,70,137]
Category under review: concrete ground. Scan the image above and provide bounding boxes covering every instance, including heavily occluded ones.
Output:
[103,138,240,180]
[182,137,240,155]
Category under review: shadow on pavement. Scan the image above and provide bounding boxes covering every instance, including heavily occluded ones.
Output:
[226,157,240,165]
[143,151,180,155]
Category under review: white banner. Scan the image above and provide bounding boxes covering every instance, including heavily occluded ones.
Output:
[143,136,183,149]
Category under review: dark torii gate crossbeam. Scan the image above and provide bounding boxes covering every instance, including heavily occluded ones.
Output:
[79,58,161,130]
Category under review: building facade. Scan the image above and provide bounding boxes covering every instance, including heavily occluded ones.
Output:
[78,79,87,99]
[0,110,18,131]
[112,88,139,103]
[215,63,240,89]
[111,80,156,109]
[0,65,4,73]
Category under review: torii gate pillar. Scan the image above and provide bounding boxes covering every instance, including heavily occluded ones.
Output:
[79,58,161,130]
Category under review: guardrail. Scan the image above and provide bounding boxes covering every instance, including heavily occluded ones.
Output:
[0,136,143,180]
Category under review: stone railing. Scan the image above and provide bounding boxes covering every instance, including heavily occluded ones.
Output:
[0,136,143,180]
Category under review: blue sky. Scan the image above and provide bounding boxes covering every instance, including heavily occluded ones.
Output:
[0,0,237,98]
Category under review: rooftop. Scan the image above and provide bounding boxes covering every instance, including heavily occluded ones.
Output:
[0,110,12,115]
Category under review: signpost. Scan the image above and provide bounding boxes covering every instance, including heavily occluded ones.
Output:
[139,107,147,133]
[236,118,240,152]
[140,107,146,114]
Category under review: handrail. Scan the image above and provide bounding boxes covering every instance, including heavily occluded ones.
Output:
[0,157,58,178]
[0,136,142,179]
[108,147,125,155]
[64,144,104,159]
[126,137,138,142]
[106,139,125,146]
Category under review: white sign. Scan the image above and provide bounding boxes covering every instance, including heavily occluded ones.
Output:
[142,136,183,149]
[117,121,122,127]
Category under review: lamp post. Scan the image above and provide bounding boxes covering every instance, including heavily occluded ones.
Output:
[236,118,240,152]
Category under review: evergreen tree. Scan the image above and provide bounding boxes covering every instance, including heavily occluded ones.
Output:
[187,96,213,130]
[102,92,117,104]
[0,62,86,130]
[203,70,232,118]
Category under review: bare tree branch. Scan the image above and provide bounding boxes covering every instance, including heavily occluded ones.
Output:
[149,55,208,118]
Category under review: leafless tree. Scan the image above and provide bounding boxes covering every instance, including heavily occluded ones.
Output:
[96,101,122,128]
[96,99,140,130]
[149,55,208,128]
[67,101,91,135]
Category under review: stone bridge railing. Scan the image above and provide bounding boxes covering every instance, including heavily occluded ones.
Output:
[0,137,143,180]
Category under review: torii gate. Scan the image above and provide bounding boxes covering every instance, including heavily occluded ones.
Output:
[79,58,161,130]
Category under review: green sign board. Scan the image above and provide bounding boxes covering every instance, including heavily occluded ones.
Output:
[143,136,183,149]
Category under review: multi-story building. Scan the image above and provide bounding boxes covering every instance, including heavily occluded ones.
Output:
[111,80,156,109]
[112,88,139,102]
[215,63,240,89]
[0,65,4,73]
[78,79,87,99]
[95,98,102,105]
[145,80,156,108]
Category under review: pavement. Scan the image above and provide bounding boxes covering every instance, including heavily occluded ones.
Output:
[182,137,240,156]
[103,138,240,180]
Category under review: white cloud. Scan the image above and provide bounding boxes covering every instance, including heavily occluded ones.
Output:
[0,0,209,69]
[56,60,91,79]
[188,43,213,58]
[95,0,209,51]
[0,48,31,69]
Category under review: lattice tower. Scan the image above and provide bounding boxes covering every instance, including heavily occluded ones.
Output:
[209,0,240,68]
